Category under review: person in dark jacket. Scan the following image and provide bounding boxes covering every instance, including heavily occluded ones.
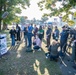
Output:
[46,25,52,47]
[24,26,28,46]
[52,26,59,41]
[9,26,16,46]
[45,40,60,61]
[33,25,38,37]
[16,24,21,41]
[60,26,69,55]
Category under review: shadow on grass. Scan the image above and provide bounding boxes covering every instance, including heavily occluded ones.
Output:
[0,40,62,75]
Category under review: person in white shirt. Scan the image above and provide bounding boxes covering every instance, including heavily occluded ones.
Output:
[33,34,42,51]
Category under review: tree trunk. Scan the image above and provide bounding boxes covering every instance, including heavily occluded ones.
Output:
[2,22,7,30]
[2,3,7,30]
[0,20,1,31]
[0,1,2,31]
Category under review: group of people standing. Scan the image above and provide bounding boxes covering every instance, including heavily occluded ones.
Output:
[9,24,44,51]
[9,23,60,60]
[9,24,21,46]
[9,24,76,62]
[24,24,44,51]
[46,25,76,62]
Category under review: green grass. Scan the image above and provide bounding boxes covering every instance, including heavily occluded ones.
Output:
[0,43,62,75]
[0,45,62,75]
[0,30,62,75]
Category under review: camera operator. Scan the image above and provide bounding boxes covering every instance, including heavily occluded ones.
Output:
[60,25,69,56]
[71,27,76,62]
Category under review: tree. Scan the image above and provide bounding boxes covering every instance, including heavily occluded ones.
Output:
[68,20,75,26]
[74,12,76,17]
[20,16,26,24]
[0,0,30,31]
[37,0,76,19]
[41,16,48,23]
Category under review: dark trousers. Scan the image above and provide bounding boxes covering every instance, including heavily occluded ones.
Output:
[17,33,21,41]
[27,33,32,47]
[60,42,67,53]
[24,35,27,46]
[45,52,59,59]
[71,45,76,61]
[33,46,40,50]
[47,37,50,47]
[11,35,15,46]
[50,54,59,59]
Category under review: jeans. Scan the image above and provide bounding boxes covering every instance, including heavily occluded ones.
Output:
[24,35,27,46]
[60,42,67,53]
[27,33,32,47]
[11,35,15,46]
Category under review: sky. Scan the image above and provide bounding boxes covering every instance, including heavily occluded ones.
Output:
[18,0,68,22]
[19,0,50,20]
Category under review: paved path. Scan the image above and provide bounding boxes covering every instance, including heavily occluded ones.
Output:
[58,53,76,75]
[42,38,76,75]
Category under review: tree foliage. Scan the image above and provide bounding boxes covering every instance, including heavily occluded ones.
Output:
[62,14,68,22]
[68,20,75,26]
[41,16,48,22]
[0,0,30,30]
[37,0,76,18]
[74,12,76,17]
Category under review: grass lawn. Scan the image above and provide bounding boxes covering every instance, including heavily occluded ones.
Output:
[0,30,62,75]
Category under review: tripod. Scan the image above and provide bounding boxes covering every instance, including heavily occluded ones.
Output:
[66,40,72,54]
